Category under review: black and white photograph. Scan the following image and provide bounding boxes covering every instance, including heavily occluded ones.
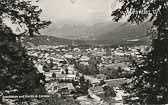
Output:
[0,0,168,105]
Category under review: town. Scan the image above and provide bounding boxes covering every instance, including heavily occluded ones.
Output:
[26,44,149,105]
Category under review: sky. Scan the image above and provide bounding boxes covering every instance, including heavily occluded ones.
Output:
[37,0,122,24]
[7,0,124,34]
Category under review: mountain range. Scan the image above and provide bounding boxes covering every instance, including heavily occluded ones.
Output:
[38,21,151,46]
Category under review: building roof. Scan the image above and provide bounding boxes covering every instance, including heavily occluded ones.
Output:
[105,78,127,87]
[96,74,107,79]
[80,56,90,61]
[89,86,104,94]
[57,83,75,90]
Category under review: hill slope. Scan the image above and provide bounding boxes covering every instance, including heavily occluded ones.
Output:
[40,21,151,44]
[23,35,150,48]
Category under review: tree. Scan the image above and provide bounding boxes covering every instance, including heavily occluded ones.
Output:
[43,64,49,72]
[49,59,54,69]
[78,75,90,94]
[0,0,51,36]
[103,86,116,97]
[79,75,85,85]
[52,73,56,78]
[101,67,121,79]
[65,68,68,74]
[0,21,46,92]
[112,0,168,104]
[100,79,106,86]
[0,23,47,99]
[88,56,99,74]
[0,0,51,104]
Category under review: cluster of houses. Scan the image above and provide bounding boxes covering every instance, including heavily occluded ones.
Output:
[26,44,149,102]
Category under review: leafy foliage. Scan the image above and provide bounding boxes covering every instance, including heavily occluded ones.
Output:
[77,75,91,94]
[0,0,51,104]
[0,0,51,36]
[103,85,116,97]
[75,56,100,75]
[100,67,123,79]
[112,0,168,104]
[0,22,46,95]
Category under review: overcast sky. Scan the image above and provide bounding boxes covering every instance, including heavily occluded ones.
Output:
[7,0,124,34]
[37,0,122,24]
